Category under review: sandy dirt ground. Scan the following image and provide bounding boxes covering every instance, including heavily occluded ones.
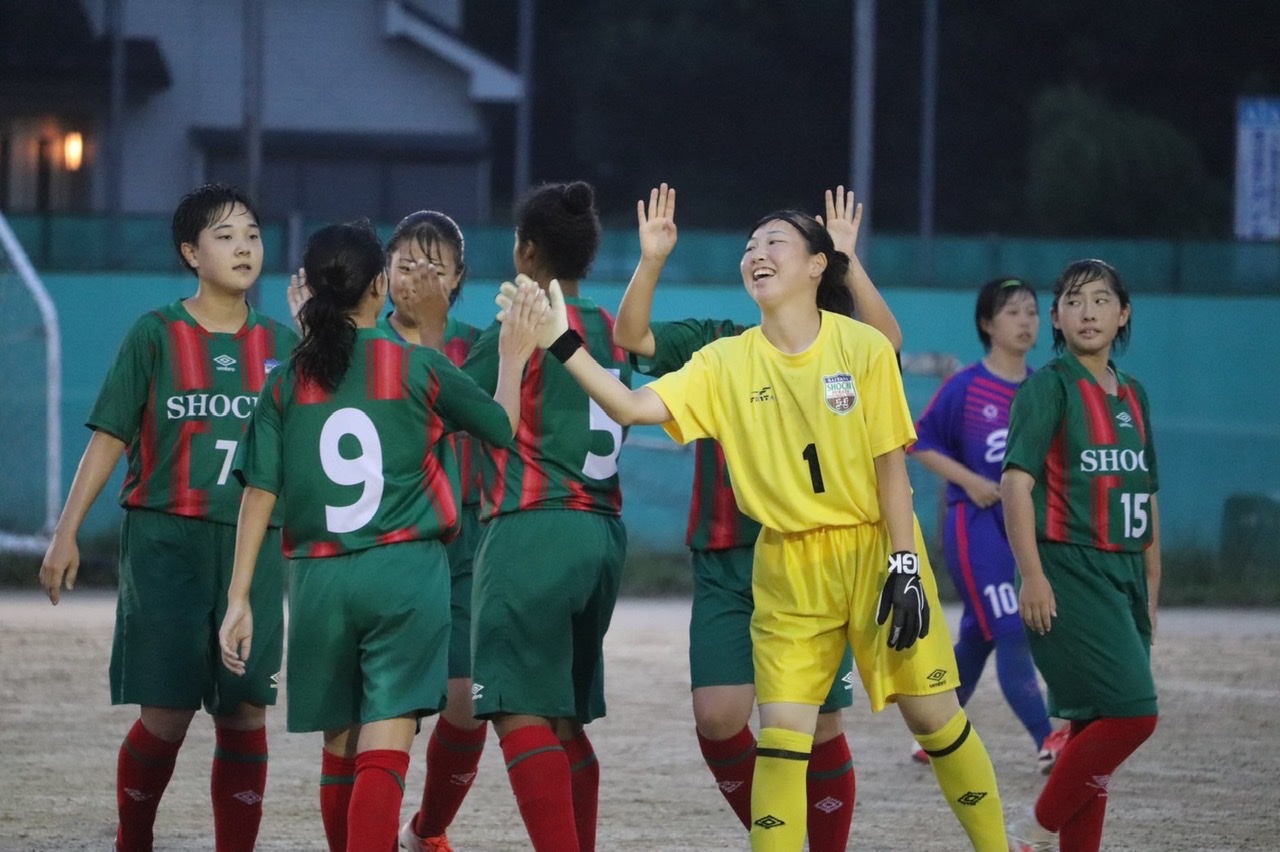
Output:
[1,591,1278,851]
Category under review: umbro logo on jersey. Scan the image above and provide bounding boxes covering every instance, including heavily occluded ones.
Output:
[1116,411,1134,428]
[213,354,238,372]
[822,373,857,414]
[927,668,949,687]
[749,385,775,403]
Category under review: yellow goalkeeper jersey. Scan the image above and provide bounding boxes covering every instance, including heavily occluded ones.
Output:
[646,311,915,533]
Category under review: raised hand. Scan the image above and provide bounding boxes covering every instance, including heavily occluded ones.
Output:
[637,183,678,263]
[497,277,550,362]
[496,274,568,348]
[818,186,863,260]
[287,267,312,327]
[875,551,930,651]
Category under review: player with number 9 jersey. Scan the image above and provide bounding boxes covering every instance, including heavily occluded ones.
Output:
[220,221,537,852]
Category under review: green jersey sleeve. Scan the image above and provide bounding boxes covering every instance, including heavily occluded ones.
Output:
[87,313,160,442]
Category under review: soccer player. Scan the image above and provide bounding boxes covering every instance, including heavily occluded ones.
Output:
[217,220,541,852]
[499,209,1008,851]
[460,180,631,852]
[612,184,900,849]
[908,277,1068,773]
[39,184,298,852]
[1001,259,1160,852]
[376,211,491,852]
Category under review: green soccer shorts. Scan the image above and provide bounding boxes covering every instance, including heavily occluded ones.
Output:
[110,509,284,715]
[284,539,450,733]
[470,509,626,723]
[1025,542,1158,719]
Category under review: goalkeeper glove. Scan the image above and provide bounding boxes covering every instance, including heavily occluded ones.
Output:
[875,551,930,651]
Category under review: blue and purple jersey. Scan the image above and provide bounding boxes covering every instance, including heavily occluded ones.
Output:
[912,361,1028,508]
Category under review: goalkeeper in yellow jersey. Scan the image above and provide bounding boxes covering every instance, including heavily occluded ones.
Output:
[497,206,1008,851]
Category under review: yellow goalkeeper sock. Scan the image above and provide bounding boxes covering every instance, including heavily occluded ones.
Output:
[750,727,812,851]
[916,709,1007,852]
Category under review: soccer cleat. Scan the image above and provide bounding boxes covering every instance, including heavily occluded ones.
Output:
[910,741,929,764]
[1006,808,1058,851]
[399,819,455,852]
[1037,724,1070,775]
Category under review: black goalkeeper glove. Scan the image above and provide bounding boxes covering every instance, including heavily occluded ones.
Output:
[875,551,930,651]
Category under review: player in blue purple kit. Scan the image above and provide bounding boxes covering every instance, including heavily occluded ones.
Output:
[909,278,1067,772]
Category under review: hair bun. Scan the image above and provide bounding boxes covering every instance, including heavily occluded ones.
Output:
[562,181,596,214]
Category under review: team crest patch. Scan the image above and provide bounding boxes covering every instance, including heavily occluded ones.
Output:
[822,373,857,414]
[263,358,280,375]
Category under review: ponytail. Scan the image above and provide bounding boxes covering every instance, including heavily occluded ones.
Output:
[291,221,385,392]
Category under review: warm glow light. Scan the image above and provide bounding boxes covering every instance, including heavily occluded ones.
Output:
[63,132,83,171]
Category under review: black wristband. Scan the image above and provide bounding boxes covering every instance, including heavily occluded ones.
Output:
[548,328,584,363]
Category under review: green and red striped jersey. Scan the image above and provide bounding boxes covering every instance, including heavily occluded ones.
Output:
[235,327,514,558]
[1003,351,1159,552]
[462,294,632,519]
[378,314,485,507]
[87,301,298,526]
[633,318,758,551]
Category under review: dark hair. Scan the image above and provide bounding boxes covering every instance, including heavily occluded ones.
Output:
[171,183,259,276]
[1050,259,1132,354]
[292,220,386,393]
[386,210,467,306]
[515,181,602,281]
[975,277,1037,351]
[748,210,854,317]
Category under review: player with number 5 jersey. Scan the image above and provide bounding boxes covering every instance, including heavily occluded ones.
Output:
[39,184,298,852]
[218,220,541,852]
[1001,259,1160,852]
[460,180,631,852]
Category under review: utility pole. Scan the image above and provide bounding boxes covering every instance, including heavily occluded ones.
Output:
[919,0,939,286]
[106,0,125,268]
[243,0,264,302]
[513,0,535,204]
[850,0,876,262]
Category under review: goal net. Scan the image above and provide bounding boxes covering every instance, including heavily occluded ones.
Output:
[0,211,61,554]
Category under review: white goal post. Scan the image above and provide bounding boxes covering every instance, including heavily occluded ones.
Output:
[0,211,62,554]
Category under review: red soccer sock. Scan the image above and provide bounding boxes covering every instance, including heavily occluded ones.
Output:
[412,716,487,838]
[318,750,356,852]
[500,725,579,852]
[563,730,600,852]
[116,719,183,852]
[806,733,855,852]
[347,749,409,852]
[211,726,268,852]
[1036,715,1157,852]
[697,726,757,830]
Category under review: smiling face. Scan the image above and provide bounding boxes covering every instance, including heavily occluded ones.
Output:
[739,219,826,309]
[982,289,1040,356]
[1052,276,1130,359]
[180,202,262,295]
